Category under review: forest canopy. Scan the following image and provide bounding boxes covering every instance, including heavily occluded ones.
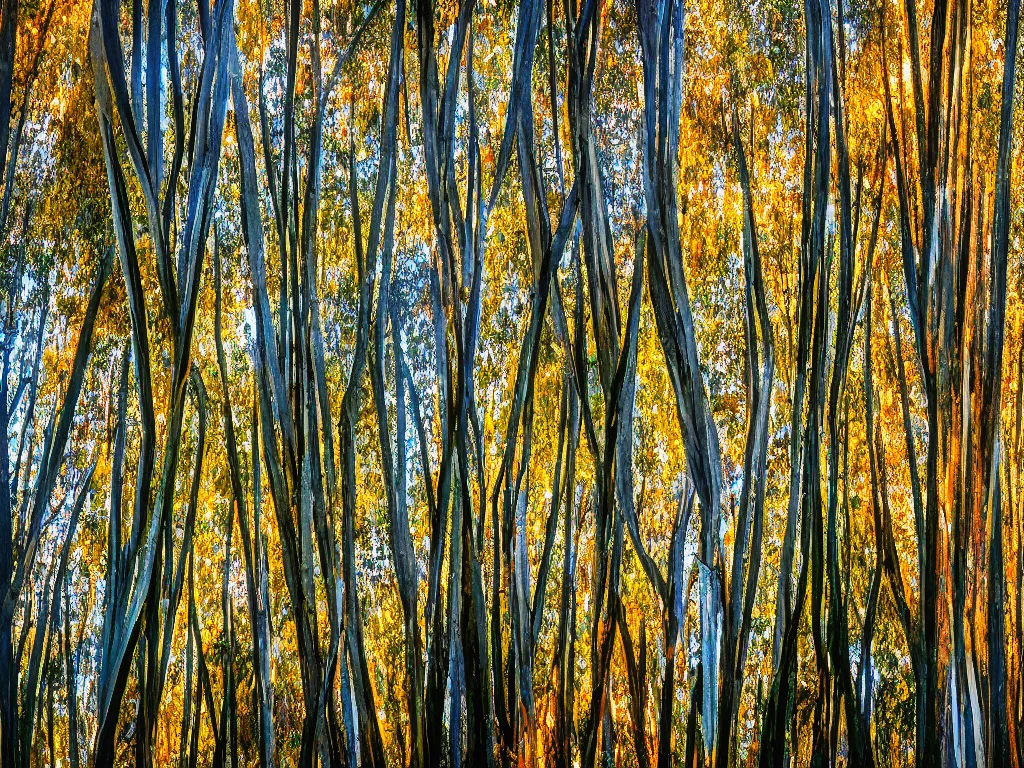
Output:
[0,0,1021,763]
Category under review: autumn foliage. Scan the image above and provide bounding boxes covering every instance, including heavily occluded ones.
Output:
[0,0,1022,764]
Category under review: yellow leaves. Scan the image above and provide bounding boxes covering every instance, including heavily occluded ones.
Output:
[881,387,895,412]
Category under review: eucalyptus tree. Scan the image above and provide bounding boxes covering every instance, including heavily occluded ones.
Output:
[229,0,399,761]
[880,0,1022,759]
[86,0,233,759]
[0,2,103,764]
[818,28,886,767]
[0,256,108,768]
[711,107,777,768]
[756,0,890,760]
[635,0,728,760]
[479,1,589,764]
[758,0,836,760]
[411,0,562,760]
